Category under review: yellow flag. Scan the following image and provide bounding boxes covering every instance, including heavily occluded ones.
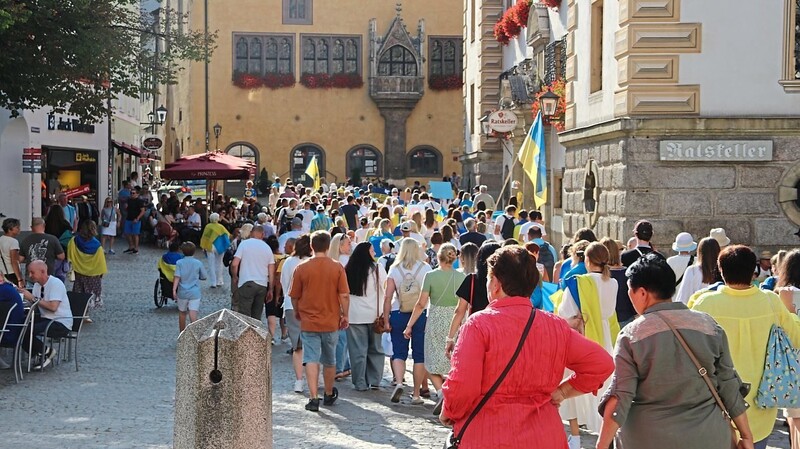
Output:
[304,155,321,190]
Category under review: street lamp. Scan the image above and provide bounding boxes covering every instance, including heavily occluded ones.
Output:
[479,111,492,136]
[213,123,222,151]
[142,104,168,127]
[539,90,560,118]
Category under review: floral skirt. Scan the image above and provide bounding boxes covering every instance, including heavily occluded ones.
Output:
[424,304,454,376]
[73,273,104,312]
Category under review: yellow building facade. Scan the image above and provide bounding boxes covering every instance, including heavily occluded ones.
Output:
[166,0,464,193]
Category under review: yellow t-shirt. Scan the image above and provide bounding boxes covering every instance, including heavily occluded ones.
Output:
[692,286,800,441]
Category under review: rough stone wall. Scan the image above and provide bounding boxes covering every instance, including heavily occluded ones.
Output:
[563,132,800,254]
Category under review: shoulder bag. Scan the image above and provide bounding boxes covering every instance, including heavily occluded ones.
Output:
[443,307,536,449]
[372,266,387,333]
[754,299,800,408]
[655,312,738,449]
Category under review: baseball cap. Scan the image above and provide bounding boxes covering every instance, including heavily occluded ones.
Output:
[400,222,412,232]
[316,205,325,212]
[360,217,369,225]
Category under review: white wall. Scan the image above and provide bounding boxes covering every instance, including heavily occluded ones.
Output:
[680,0,800,116]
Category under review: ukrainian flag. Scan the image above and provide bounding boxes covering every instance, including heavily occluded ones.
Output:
[304,155,321,190]
[518,111,548,208]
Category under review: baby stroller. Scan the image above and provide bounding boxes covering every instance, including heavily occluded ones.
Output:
[153,254,180,308]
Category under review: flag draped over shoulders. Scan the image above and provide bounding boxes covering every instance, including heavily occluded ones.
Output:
[159,252,184,282]
[67,236,107,277]
[200,223,231,253]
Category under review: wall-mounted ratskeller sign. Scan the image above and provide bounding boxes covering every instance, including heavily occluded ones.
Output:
[488,110,518,133]
[143,137,163,150]
[659,140,773,161]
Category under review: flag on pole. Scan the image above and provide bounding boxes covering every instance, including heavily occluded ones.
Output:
[518,111,548,208]
[304,155,321,190]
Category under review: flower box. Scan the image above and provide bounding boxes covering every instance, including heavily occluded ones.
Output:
[300,73,364,89]
[428,74,463,91]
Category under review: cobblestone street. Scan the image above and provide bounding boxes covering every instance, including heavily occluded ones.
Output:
[0,244,791,448]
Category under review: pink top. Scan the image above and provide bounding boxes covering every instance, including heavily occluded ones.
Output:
[442,296,614,449]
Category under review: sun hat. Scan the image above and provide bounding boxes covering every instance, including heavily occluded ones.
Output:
[709,228,730,247]
[672,232,697,252]
[760,250,773,260]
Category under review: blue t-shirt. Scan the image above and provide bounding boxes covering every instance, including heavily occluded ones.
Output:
[174,257,207,300]
[0,282,24,344]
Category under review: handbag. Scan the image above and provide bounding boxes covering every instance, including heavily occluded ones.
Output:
[443,307,536,449]
[372,267,386,334]
[755,324,800,408]
[655,312,739,449]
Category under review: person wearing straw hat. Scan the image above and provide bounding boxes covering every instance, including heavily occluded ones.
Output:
[709,228,731,247]
[667,232,697,284]
[754,250,773,284]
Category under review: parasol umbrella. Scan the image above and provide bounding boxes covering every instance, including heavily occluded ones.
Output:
[161,151,255,180]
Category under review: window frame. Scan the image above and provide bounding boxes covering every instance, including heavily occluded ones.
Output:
[378,45,419,77]
[781,0,800,91]
[232,33,295,76]
[225,142,260,190]
[407,146,443,177]
[346,145,382,178]
[282,0,313,25]
[428,36,463,77]
[300,34,362,75]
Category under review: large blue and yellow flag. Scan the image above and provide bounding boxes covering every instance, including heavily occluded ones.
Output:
[518,111,548,208]
[304,155,321,190]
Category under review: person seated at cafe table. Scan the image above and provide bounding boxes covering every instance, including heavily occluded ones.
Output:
[17,260,73,370]
[180,206,203,245]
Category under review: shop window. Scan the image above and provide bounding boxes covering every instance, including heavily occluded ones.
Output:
[291,144,326,185]
[378,45,418,76]
[234,34,295,75]
[301,35,361,75]
[429,37,462,76]
[347,146,381,178]
[44,148,100,201]
[407,147,442,177]
[283,0,312,25]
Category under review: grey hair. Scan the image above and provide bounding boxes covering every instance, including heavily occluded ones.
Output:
[209,213,220,223]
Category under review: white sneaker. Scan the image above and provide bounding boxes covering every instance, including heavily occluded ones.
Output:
[567,435,580,449]
[390,384,404,403]
[293,380,304,393]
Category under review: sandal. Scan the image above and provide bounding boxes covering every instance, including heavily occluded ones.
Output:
[420,388,431,398]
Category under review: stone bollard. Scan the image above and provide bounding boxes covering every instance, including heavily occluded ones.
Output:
[174,309,272,449]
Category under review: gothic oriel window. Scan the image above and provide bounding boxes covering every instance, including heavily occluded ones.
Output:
[429,38,462,76]
[233,34,294,75]
[301,36,361,74]
[378,45,418,76]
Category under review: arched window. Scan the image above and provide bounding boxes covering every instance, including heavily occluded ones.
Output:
[378,45,418,76]
[235,38,248,73]
[248,37,263,74]
[347,146,381,178]
[290,144,326,185]
[225,142,260,196]
[407,146,442,177]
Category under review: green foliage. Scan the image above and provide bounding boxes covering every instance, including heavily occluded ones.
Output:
[257,168,271,196]
[0,0,217,121]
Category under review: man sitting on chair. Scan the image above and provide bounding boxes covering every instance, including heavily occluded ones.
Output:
[17,260,73,370]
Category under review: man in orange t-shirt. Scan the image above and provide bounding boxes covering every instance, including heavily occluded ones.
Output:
[290,230,350,412]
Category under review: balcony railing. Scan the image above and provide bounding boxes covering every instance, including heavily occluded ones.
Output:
[369,76,424,98]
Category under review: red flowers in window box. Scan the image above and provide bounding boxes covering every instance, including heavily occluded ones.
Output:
[540,0,562,10]
[531,79,567,131]
[428,74,463,91]
[232,71,263,89]
[494,0,532,45]
[232,71,296,90]
[263,73,296,89]
[300,73,364,89]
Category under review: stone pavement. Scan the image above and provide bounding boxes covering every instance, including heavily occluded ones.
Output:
[0,244,791,448]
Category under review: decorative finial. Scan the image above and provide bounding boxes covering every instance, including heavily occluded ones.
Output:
[396,2,402,16]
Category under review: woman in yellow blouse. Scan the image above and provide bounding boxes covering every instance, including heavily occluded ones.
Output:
[692,245,800,449]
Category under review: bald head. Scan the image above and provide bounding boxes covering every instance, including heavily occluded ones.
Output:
[28,260,48,284]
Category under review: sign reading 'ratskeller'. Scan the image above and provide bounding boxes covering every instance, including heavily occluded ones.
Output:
[659,140,773,162]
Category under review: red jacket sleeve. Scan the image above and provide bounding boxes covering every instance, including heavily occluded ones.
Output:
[564,329,614,394]
[441,319,486,422]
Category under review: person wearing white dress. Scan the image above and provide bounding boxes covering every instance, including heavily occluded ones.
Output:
[557,242,618,449]
[673,237,721,304]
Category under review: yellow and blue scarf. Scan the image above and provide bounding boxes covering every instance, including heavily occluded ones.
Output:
[67,236,107,277]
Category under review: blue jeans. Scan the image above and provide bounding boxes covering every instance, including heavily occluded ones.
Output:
[22,318,69,356]
[389,310,426,363]
[753,439,768,449]
[335,329,350,373]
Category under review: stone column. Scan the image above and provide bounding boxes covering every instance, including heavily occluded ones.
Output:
[174,309,272,449]
[378,106,414,184]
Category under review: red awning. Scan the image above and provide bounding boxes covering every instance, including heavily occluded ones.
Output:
[161,151,256,180]
[112,140,142,157]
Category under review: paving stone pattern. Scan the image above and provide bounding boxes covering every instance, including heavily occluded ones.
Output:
[0,245,791,448]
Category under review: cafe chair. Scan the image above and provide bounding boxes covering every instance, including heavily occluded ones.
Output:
[42,292,92,372]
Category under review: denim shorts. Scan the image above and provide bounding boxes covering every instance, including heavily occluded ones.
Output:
[124,220,142,235]
[301,331,338,366]
[389,310,426,363]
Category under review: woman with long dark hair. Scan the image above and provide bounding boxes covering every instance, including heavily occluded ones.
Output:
[45,204,74,247]
[445,242,501,358]
[344,242,387,391]
[674,237,722,304]
[424,208,438,241]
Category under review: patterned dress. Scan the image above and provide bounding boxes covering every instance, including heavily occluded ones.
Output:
[422,268,466,376]
[73,273,104,311]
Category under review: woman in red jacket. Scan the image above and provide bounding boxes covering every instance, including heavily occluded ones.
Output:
[440,245,614,448]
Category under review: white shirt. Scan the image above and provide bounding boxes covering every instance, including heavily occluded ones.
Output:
[349,266,388,324]
[0,234,19,275]
[339,255,350,266]
[558,273,618,352]
[354,227,371,243]
[33,276,73,328]
[387,262,431,311]
[280,256,308,310]
[667,254,693,281]
[277,230,302,253]
[407,232,425,246]
[518,221,547,241]
[233,238,275,288]
[673,265,707,304]
[297,209,314,233]
[187,212,201,229]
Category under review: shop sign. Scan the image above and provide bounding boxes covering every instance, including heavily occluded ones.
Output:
[487,110,518,133]
[64,184,91,199]
[143,137,163,150]
[47,114,96,134]
[659,140,773,162]
[75,152,97,163]
[22,148,42,173]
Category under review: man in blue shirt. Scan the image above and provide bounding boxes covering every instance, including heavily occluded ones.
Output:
[173,242,207,331]
[57,193,78,232]
[117,180,131,217]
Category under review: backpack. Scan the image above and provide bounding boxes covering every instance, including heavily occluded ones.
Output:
[500,214,516,240]
[382,254,396,273]
[223,244,236,267]
[398,263,425,312]
[278,208,293,234]
[537,241,556,280]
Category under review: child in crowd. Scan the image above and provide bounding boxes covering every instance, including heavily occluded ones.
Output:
[173,242,207,331]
